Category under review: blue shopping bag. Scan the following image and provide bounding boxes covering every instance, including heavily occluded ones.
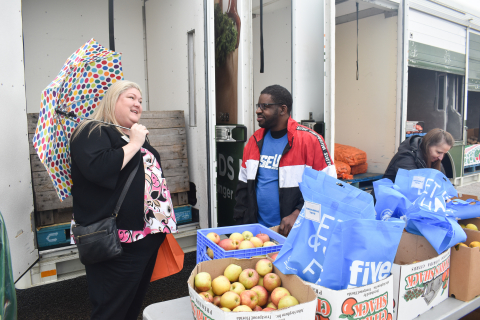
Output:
[394,168,457,203]
[274,168,375,284]
[374,178,412,221]
[319,218,404,290]
[405,206,466,254]
[446,199,480,220]
[398,168,465,254]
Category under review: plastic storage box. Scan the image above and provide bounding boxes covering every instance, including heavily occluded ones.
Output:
[37,222,71,249]
[196,223,286,263]
[174,205,192,225]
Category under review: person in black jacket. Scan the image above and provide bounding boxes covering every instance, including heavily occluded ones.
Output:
[70,80,176,320]
[383,128,454,182]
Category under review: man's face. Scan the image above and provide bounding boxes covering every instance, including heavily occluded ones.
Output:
[256,94,281,129]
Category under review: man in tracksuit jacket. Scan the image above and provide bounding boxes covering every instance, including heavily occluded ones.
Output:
[233,85,336,236]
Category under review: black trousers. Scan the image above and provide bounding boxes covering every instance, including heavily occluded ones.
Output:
[85,232,166,320]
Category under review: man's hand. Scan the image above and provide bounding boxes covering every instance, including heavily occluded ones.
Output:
[279,209,300,237]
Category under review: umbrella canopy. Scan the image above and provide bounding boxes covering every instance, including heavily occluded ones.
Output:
[32,39,124,201]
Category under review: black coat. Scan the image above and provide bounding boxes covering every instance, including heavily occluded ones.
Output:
[70,122,160,230]
[383,136,445,182]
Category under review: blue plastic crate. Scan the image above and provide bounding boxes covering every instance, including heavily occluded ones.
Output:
[174,205,192,224]
[37,222,71,248]
[196,223,286,264]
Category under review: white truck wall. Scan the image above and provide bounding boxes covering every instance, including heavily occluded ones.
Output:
[335,14,398,173]
[0,0,37,281]
[22,0,146,113]
[409,8,466,54]
[145,0,209,228]
[252,1,291,130]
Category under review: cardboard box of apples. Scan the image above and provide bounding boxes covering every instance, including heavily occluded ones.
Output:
[188,257,317,319]
[196,224,285,263]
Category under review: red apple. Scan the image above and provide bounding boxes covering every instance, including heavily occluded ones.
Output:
[220,291,241,310]
[242,231,254,241]
[263,307,276,311]
[233,305,252,312]
[219,239,238,251]
[212,275,231,296]
[263,273,281,292]
[251,285,269,307]
[254,305,263,311]
[278,295,299,309]
[194,272,212,292]
[250,237,264,247]
[255,259,273,276]
[239,240,255,250]
[266,302,277,309]
[224,264,242,282]
[271,287,290,306]
[239,268,259,289]
[206,232,220,244]
[270,252,278,261]
[256,233,270,243]
[230,282,246,295]
[199,291,213,303]
[258,276,264,287]
[240,290,259,310]
[229,232,244,242]
[207,247,214,259]
[213,296,221,307]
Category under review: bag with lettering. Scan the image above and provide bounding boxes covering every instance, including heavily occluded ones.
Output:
[393,168,464,254]
[274,168,375,284]
[319,218,404,290]
[373,178,412,221]
[393,168,457,203]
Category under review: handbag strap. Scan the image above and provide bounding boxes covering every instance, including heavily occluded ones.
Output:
[113,162,140,217]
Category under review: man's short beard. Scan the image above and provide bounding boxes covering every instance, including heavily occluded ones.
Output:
[258,107,280,129]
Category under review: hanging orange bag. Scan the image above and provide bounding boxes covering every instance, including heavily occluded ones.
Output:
[150,234,185,282]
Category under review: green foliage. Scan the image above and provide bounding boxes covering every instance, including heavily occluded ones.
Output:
[214,3,238,68]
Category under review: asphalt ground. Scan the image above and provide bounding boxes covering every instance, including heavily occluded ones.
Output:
[16,251,197,320]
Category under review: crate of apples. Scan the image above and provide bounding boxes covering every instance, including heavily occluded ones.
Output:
[188,257,316,319]
[197,224,286,263]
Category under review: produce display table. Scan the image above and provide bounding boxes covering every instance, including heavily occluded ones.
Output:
[416,296,480,320]
[341,172,383,190]
[143,296,192,320]
[142,295,480,320]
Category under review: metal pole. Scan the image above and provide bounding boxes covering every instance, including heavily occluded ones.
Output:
[204,0,212,229]
[109,0,115,51]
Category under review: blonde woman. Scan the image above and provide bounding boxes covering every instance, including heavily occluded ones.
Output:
[71,80,177,319]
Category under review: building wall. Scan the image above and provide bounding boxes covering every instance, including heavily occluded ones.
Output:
[335,14,398,173]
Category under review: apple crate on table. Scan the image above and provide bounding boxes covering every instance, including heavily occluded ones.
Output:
[196,224,286,264]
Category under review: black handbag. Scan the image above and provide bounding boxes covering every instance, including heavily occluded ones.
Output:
[72,164,139,265]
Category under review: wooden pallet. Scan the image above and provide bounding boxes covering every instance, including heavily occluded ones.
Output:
[27,111,190,226]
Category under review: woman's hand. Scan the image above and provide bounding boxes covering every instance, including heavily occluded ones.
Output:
[121,123,149,170]
[129,123,149,149]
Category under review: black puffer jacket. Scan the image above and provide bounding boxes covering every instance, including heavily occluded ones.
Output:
[383,136,427,183]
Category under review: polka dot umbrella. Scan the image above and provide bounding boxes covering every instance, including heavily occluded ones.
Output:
[32,39,124,201]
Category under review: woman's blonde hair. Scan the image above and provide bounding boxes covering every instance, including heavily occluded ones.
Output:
[72,80,142,139]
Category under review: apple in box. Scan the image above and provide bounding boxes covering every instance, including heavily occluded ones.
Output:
[188,257,317,318]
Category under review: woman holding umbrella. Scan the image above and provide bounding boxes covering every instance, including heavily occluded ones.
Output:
[70,80,177,319]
